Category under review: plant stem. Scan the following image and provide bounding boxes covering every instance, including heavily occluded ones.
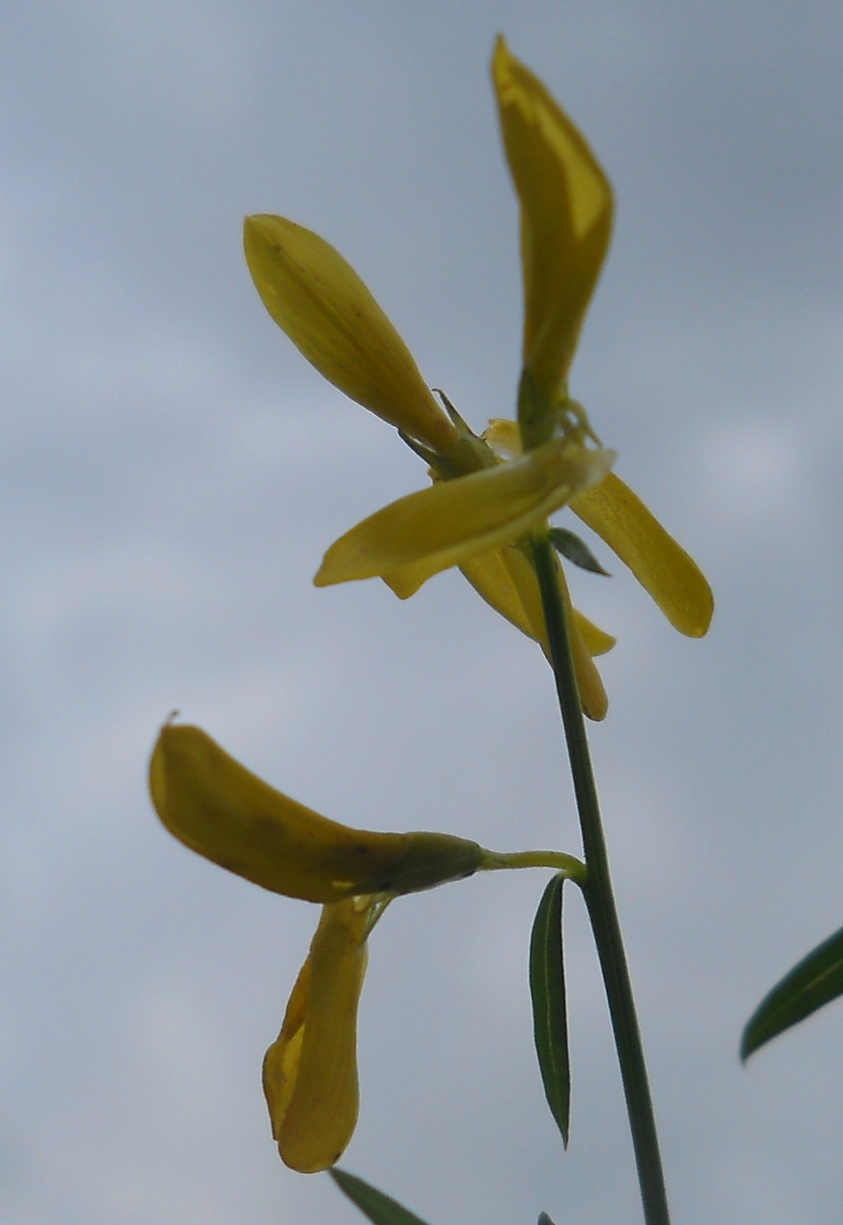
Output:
[530,533,671,1225]
[481,848,587,883]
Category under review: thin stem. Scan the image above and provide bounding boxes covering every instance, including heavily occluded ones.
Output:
[481,848,588,884]
[530,533,671,1225]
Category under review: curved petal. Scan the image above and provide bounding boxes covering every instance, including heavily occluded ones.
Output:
[150,723,407,903]
[492,37,613,407]
[459,544,543,641]
[244,215,458,453]
[264,898,373,1172]
[458,543,610,721]
[149,723,484,901]
[574,610,616,657]
[458,544,614,654]
[571,472,714,637]
[315,439,613,593]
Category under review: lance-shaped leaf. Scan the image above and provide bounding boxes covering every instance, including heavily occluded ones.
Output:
[548,526,609,576]
[331,1168,435,1225]
[571,473,713,637]
[530,873,571,1146]
[244,215,458,453]
[492,36,613,415]
[741,924,843,1060]
[315,438,613,594]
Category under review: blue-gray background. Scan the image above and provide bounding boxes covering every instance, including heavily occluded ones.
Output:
[2,2,843,1222]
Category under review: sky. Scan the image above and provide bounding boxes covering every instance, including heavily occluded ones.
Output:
[2,1,843,1223]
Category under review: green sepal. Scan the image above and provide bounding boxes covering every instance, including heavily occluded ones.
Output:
[530,873,571,1146]
[741,923,843,1060]
[548,527,609,576]
[518,368,552,451]
[330,1169,434,1225]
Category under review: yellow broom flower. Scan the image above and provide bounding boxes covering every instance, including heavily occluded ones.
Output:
[149,721,584,1170]
[242,38,712,722]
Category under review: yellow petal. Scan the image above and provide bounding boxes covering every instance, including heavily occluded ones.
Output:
[458,543,610,720]
[150,724,404,902]
[460,544,545,643]
[315,438,614,594]
[574,609,615,657]
[243,215,458,454]
[482,417,522,456]
[149,723,484,901]
[571,472,714,637]
[492,37,613,406]
[557,563,609,721]
[264,898,372,1172]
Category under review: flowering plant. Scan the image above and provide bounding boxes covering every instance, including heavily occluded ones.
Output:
[151,35,714,1225]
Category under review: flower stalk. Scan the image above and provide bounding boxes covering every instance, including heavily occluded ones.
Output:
[530,531,672,1225]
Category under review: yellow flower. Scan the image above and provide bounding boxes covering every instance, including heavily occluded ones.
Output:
[242,210,614,714]
[149,722,484,1170]
[243,212,612,592]
[149,721,585,1169]
[242,38,712,722]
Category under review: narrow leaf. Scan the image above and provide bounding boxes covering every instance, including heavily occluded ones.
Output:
[530,874,570,1146]
[741,924,843,1060]
[330,1169,435,1225]
[548,526,609,575]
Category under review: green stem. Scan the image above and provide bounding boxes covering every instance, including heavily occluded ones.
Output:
[480,848,588,884]
[530,533,671,1225]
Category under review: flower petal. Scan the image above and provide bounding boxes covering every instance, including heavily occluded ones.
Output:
[315,439,614,593]
[458,544,610,720]
[571,473,714,637]
[574,609,615,658]
[149,723,409,903]
[244,215,458,453]
[492,37,613,406]
[459,545,613,654]
[556,564,609,721]
[264,898,373,1172]
[149,723,484,901]
[459,544,544,642]
[483,417,522,456]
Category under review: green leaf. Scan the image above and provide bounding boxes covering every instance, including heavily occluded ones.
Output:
[741,924,843,1060]
[530,873,570,1146]
[330,1169,434,1225]
[548,526,609,575]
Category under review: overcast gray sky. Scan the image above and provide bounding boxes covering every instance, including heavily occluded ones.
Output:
[2,2,843,1223]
